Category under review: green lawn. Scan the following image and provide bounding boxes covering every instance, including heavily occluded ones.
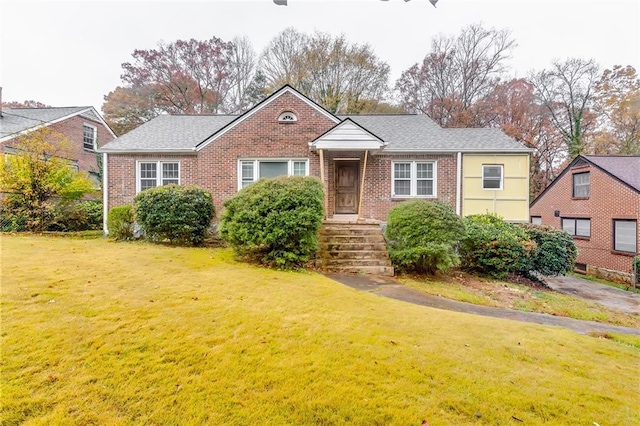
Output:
[2,235,639,425]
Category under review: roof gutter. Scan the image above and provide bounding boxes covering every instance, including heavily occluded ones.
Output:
[381,148,534,154]
[98,148,198,155]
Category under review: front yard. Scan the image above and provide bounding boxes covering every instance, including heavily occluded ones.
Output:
[1,235,639,425]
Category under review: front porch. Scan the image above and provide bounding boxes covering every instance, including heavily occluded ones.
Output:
[310,118,386,221]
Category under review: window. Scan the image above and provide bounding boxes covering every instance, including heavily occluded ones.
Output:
[562,218,591,238]
[392,161,436,197]
[278,111,297,122]
[482,165,503,190]
[83,125,96,151]
[239,159,307,188]
[613,220,637,253]
[137,161,180,192]
[531,216,542,225]
[572,172,590,197]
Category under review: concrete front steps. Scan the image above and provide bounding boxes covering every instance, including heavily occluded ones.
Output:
[316,220,394,276]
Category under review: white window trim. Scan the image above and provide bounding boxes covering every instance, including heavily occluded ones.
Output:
[531,216,542,225]
[136,160,181,193]
[237,158,309,190]
[482,164,503,190]
[83,123,97,151]
[278,111,298,122]
[391,160,437,198]
[613,219,637,253]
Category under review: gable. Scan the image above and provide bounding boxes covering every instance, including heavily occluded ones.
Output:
[311,119,385,151]
[196,85,339,151]
[531,155,640,207]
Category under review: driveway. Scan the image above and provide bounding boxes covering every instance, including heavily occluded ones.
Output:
[325,273,640,336]
[543,275,640,315]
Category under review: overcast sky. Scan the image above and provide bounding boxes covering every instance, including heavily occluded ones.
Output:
[1,0,638,112]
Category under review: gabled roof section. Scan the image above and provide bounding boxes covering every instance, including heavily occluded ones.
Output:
[530,155,640,207]
[100,115,237,153]
[0,106,116,143]
[584,155,640,192]
[341,115,531,152]
[310,118,385,151]
[195,85,340,151]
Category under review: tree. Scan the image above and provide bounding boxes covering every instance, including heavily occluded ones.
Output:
[224,36,258,113]
[590,65,640,154]
[395,23,515,127]
[530,58,600,158]
[102,36,258,133]
[3,100,50,108]
[101,85,161,135]
[259,28,391,113]
[0,128,95,231]
[481,78,565,198]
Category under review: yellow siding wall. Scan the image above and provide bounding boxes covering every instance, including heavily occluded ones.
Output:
[462,154,530,222]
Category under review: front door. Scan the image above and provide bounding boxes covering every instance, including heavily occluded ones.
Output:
[335,161,359,214]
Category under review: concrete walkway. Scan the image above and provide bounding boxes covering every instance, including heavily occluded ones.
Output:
[543,274,640,315]
[324,273,640,336]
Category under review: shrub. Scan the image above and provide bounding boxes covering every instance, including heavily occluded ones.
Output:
[134,185,214,246]
[48,200,89,231]
[634,256,640,284]
[219,176,324,269]
[107,205,135,241]
[385,200,464,274]
[519,223,577,276]
[84,199,103,230]
[459,213,536,279]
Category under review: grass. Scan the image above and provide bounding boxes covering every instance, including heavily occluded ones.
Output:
[2,235,640,425]
[401,274,640,329]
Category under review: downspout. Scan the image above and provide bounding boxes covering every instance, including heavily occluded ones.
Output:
[102,152,109,235]
[456,152,462,216]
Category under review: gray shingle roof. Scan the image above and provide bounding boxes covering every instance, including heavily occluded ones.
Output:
[585,155,640,192]
[100,114,238,151]
[100,112,530,153]
[0,107,89,140]
[342,115,530,152]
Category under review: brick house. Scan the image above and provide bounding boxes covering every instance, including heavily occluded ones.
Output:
[101,85,531,231]
[530,155,640,281]
[0,106,116,185]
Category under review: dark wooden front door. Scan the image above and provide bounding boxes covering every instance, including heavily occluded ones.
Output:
[335,161,359,214]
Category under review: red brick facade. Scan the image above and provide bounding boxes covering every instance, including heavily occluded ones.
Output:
[530,160,640,275]
[106,92,460,222]
[1,112,114,176]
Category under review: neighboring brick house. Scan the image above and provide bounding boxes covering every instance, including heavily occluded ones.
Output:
[101,85,531,230]
[530,155,640,281]
[0,106,116,185]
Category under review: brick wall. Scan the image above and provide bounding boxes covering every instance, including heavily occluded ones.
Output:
[2,114,114,175]
[530,163,640,274]
[107,90,462,223]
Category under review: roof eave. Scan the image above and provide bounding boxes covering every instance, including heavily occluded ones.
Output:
[381,148,534,154]
[99,148,198,155]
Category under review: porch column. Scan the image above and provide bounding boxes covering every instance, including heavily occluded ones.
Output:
[357,150,369,221]
[319,149,327,219]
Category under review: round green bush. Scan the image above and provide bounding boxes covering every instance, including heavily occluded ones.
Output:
[219,176,324,269]
[385,200,464,274]
[134,185,214,246]
[459,213,536,279]
[519,223,577,276]
[107,205,135,241]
